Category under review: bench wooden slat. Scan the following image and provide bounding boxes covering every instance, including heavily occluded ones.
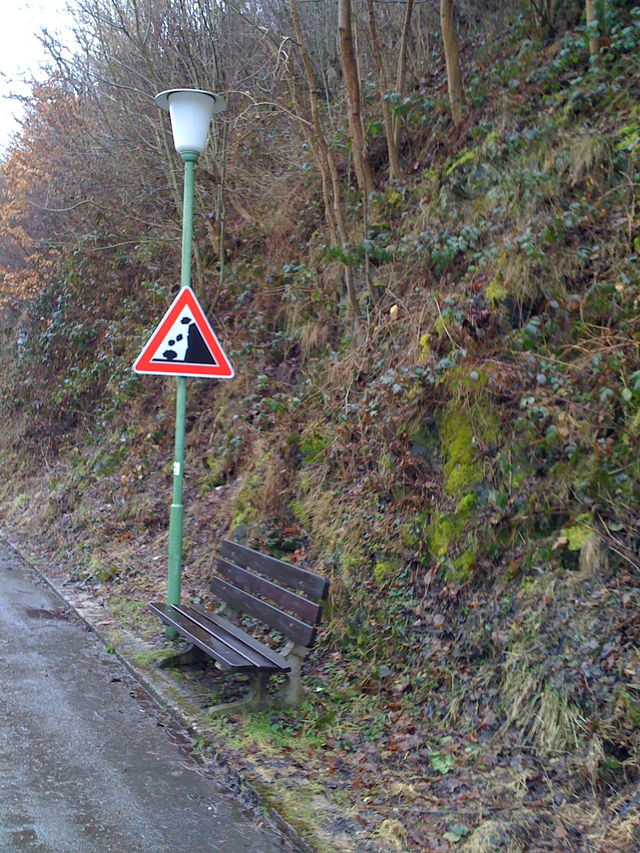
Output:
[220,540,329,601]
[149,603,254,671]
[216,557,323,625]
[178,604,290,672]
[210,576,317,647]
[174,605,275,670]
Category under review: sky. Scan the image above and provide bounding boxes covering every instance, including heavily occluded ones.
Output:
[0,0,76,153]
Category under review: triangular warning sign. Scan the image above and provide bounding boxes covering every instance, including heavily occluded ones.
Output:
[133,286,234,379]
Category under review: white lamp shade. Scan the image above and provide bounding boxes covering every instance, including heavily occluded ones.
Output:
[155,89,226,154]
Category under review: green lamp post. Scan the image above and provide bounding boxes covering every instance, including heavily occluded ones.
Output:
[155,88,227,631]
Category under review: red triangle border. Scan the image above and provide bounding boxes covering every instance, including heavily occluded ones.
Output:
[133,287,235,379]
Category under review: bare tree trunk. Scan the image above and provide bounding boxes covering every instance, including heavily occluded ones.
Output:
[415,3,430,72]
[217,122,228,295]
[289,0,360,320]
[440,0,464,127]
[365,0,402,182]
[586,0,601,57]
[290,78,339,244]
[527,0,559,39]
[393,0,415,151]
[338,0,373,196]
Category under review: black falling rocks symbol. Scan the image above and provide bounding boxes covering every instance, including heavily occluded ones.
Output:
[155,316,216,365]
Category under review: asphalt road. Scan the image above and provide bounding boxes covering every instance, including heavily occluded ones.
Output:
[0,542,293,853]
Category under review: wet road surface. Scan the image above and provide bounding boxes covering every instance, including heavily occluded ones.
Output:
[0,542,294,853]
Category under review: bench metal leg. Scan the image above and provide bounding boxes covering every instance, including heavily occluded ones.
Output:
[279,655,304,706]
[276,644,308,707]
[207,670,271,715]
[158,643,210,669]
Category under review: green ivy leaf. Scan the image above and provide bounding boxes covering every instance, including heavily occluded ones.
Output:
[442,823,469,843]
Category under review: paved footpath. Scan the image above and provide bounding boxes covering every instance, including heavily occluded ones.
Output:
[0,542,294,853]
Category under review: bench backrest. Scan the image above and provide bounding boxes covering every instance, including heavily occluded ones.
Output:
[211,540,329,648]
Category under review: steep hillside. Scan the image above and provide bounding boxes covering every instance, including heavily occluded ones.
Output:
[1,2,639,850]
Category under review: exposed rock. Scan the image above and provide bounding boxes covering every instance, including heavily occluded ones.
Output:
[460,820,523,853]
[378,818,409,851]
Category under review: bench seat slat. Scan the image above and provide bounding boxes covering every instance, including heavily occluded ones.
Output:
[178,605,290,672]
[174,605,276,670]
[210,577,317,647]
[220,540,329,601]
[149,603,255,671]
[216,558,322,625]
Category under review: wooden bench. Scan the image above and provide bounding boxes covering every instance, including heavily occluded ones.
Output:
[150,539,329,711]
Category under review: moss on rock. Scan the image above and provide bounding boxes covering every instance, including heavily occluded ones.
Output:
[564,513,594,551]
[438,403,492,498]
[452,546,478,583]
[373,558,402,585]
[427,492,478,573]
[485,277,508,305]
[442,415,481,496]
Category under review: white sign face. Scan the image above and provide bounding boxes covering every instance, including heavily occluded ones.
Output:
[151,309,206,365]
